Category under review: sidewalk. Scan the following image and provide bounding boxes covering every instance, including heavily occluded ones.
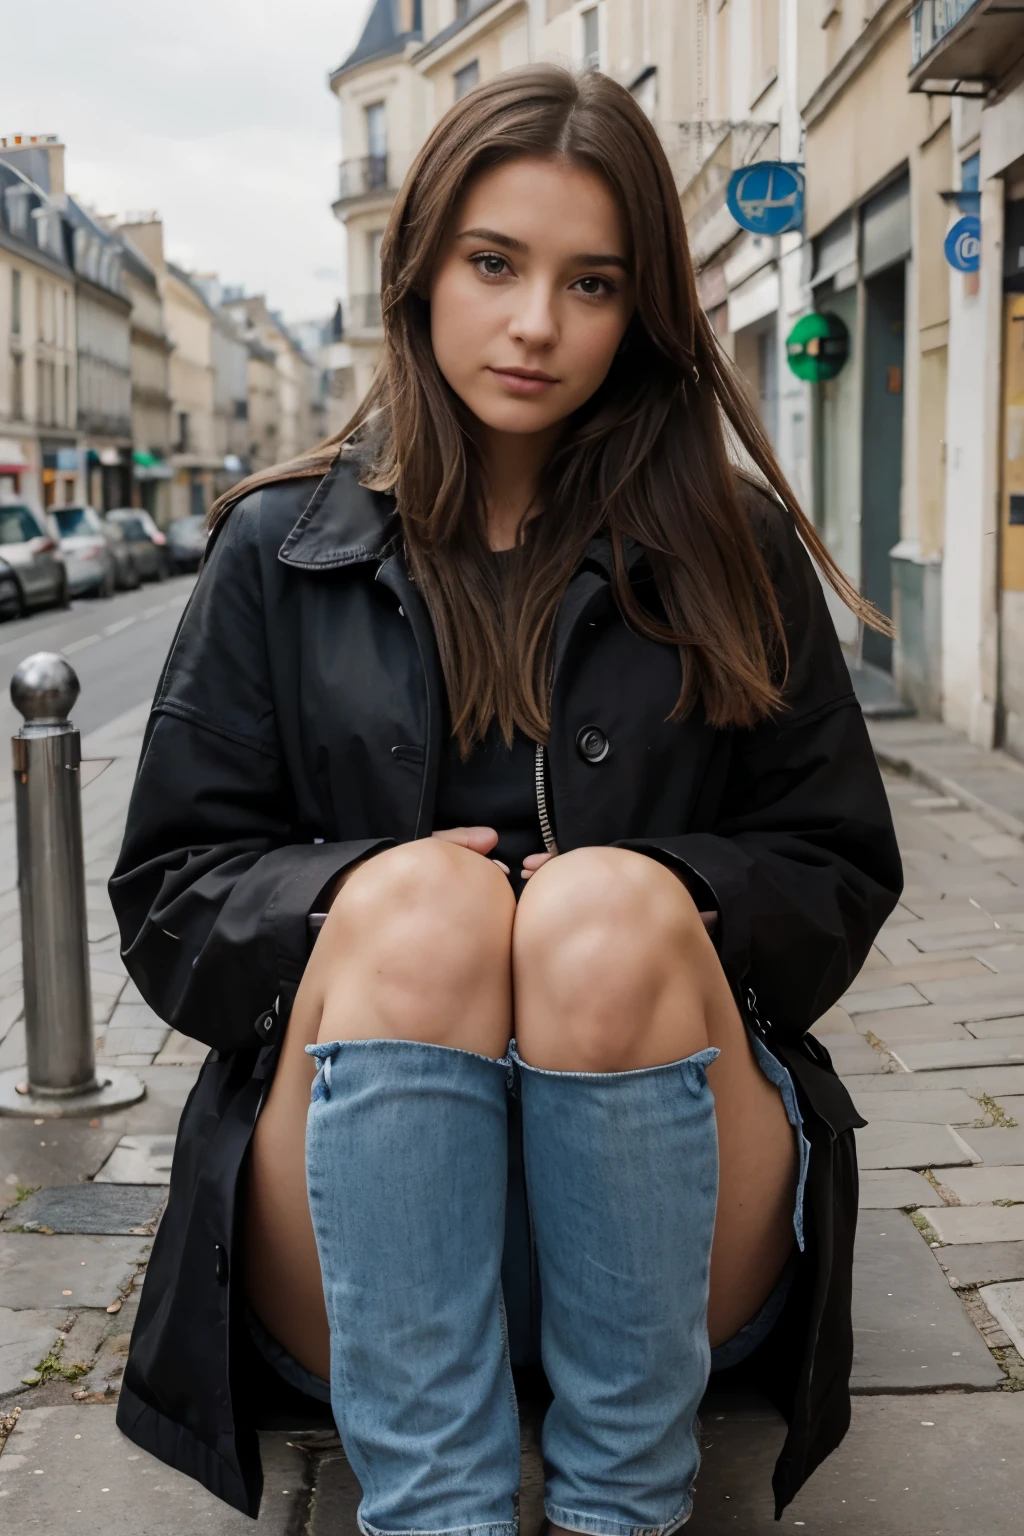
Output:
[2,709,1024,1532]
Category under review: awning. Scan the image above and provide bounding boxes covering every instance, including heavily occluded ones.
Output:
[0,437,29,474]
[134,449,173,481]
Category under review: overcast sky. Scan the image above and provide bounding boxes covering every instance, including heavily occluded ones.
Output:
[1,0,367,321]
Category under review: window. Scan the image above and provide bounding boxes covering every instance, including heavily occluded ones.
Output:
[368,229,385,294]
[176,410,189,452]
[365,101,387,161]
[961,153,980,193]
[63,363,70,425]
[456,0,471,17]
[581,6,600,68]
[11,270,21,337]
[454,59,480,99]
[0,505,43,544]
[11,353,23,419]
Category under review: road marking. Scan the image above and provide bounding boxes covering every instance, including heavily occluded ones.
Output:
[102,617,137,637]
[142,603,168,620]
[63,634,101,655]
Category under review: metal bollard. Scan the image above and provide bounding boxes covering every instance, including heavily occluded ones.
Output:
[0,653,145,1117]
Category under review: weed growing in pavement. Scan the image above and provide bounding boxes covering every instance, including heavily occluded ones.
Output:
[910,1209,945,1247]
[32,1336,91,1386]
[971,1093,1018,1129]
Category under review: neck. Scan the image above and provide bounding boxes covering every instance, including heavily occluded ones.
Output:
[477,422,562,551]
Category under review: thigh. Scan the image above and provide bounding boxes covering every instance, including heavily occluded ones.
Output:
[703,980,799,1347]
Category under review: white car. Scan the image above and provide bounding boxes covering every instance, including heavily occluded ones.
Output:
[0,504,67,616]
[54,505,119,598]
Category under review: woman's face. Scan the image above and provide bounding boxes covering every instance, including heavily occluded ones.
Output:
[429,156,635,440]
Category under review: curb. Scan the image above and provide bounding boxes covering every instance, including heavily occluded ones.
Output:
[873,746,1024,844]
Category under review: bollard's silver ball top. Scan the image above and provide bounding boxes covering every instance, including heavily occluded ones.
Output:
[10,652,80,724]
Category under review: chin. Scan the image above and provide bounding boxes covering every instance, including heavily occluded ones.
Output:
[465,395,566,437]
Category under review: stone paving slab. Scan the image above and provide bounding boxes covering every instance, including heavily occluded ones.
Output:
[688,1391,1024,1534]
[990,1094,1024,1118]
[847,1088,981,1124]
[858,1170,941,1208]
[85,1066,198,1136]
[936,1241,1024,1288]
[957,1126,1024,1164]
[845,958,990,992]
[0,1233,149,1309]
[976,946,1024,974]
[978,1281,1024,1358]
[916,971,1024,1006]
[154,1029,210,1066]
[93,1134,175,1184]
[891,1038,1024,1072]
[964,1015,1024,1038]
[842,984,926,1015]
[938,1165,1024,1202]
[841,1065,1024,1095]
[0,1407,310,1531]
[1,1122,122,1209]
[925,1204,1024,1244]
[854,1123,978,1170]
[850,1214,1003,1390]
[819,1036,895,1074]
[0,1308,64,1398]
[2,1184,166,1235]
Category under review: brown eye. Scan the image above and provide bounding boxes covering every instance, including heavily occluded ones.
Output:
[574,276,614,298]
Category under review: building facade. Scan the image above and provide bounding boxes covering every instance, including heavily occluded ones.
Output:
[0,135,80,510]
[221,293,316,466]
[115,227,173,525]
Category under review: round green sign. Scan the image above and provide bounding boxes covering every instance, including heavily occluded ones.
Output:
[785,311,850,382]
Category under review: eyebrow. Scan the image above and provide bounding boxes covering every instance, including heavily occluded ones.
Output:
[456,227,630,272]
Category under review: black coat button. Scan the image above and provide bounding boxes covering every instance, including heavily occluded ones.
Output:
[214,1243,229,1285]
[575,724,609,763]
[254,1009,276,1041]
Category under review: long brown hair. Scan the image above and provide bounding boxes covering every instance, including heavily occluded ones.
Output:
[211,65,883,750]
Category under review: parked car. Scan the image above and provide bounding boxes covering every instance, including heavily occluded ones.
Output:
[105,508,168,583]
[0,556,21,619]
[99,516,144,591]
[166,514,208,573]
[54,504,119,598]
[0,504,67,616]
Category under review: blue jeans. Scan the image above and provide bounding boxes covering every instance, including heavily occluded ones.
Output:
[288,1034,808,1536]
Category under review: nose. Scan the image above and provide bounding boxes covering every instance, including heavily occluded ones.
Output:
[508,278,558,350]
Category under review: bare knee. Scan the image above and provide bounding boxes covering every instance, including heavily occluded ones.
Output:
[312,839,516,1056]
[512,847,710,1071]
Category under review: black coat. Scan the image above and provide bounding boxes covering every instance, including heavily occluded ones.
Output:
[109,457,902,1521]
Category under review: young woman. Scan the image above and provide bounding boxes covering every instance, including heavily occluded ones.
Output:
[111,66,901,1533]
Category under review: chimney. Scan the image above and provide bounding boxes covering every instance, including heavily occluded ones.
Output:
[0,133,65,196]
[118,216,165,270]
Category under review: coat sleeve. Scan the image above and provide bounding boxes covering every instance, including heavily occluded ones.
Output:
[108,492,392,1054]
[615,499,903,1041]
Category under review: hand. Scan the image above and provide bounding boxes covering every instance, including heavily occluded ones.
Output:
[521,848,718,932]
[432,826,510,874]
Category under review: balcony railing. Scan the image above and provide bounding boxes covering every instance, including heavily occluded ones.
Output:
[346,292,383,333]
[337,155,391,205]
[909,0,1024,92]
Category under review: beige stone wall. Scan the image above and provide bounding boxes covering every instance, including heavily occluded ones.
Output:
[803,18,945,239]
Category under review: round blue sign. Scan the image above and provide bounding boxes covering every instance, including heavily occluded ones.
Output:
[944,215,981,273]
[726,162,804,237]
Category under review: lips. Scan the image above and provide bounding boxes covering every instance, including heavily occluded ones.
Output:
[487,366,559,395]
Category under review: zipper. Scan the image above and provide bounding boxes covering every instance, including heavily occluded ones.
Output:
[534,741,558,853]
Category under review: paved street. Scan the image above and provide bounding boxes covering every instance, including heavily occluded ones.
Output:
[2,693,1024,1530]
[0,576,195,786]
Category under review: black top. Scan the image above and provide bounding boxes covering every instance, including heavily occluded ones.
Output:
[433,550,545,898]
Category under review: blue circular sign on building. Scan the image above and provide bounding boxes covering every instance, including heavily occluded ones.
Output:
[726,162,805,237]
[944,215,981,272]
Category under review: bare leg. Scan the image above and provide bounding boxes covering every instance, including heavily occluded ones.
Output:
[511,845,798,1350]
[243,838,516,1378]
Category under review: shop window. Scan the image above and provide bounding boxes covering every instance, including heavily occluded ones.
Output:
[11,269,21,337]
[454,59,480,99]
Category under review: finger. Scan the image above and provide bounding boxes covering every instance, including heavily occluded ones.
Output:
[431,826,500,855]
[522,851,556,871]
[493,861,510,875]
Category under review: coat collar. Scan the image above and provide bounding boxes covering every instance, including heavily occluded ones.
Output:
[277,450,647,579]
[277,454,398,570]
